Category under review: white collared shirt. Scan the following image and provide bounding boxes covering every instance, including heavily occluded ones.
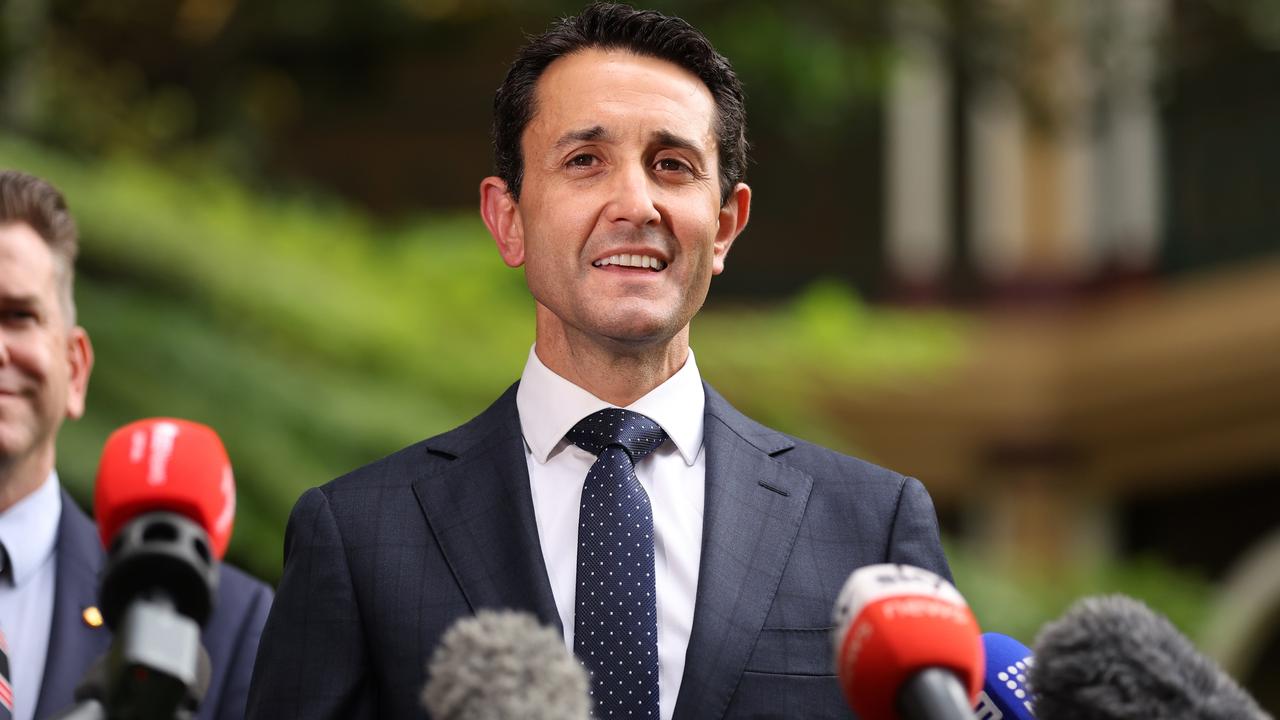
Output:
[517,346,706,720]
[0,472,61,720]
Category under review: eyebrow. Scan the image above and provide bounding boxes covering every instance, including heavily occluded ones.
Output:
[553,126,610,150]
[652,130,706,160]
[552,126,707,160]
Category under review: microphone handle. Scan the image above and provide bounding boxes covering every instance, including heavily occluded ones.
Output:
[897,668,973,720]
[46,699,106,720]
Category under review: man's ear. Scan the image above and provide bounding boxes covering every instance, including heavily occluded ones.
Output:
[480,177,525,268]
[64,326,94,420]
[712,182,751,275]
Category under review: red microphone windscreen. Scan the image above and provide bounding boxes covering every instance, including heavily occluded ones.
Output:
[94,418,236,559]
[832,564,983,720]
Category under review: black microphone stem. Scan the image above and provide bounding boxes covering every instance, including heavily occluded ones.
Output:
[897,669,973,720]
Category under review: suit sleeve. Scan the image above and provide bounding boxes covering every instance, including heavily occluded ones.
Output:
[246,487,375,719]
[886,477,953,583]
[210,577,273,720]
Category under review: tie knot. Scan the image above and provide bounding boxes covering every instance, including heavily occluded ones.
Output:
[566,408,667,462]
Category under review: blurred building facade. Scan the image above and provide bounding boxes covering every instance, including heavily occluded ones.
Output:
[863,0,1280,701]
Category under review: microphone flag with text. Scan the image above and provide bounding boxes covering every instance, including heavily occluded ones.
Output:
[974,633,1036,720]
[832,564,984,720]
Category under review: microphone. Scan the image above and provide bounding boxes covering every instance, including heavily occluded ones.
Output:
[421,610,589,720]
[95,418,235,629]
[52,418,235,720]
[1031,595,1271,720]
[832,564,983,720]
[974,633,1035,720]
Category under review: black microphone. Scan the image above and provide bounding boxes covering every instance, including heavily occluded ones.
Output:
[421,610,590,720]
[51,419,235,720]
[1030,594,1271,720]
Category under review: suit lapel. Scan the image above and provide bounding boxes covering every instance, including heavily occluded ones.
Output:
[36,491,111,719]
[411,384,562,632]
[411,380,813,717]
[672,385,814,720]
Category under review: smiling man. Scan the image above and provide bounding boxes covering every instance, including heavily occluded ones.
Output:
[249,5,950,719]
[481,46,748,407]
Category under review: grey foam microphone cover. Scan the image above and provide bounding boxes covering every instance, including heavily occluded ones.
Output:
[422,610,591,720]
[1031,595,1272,720]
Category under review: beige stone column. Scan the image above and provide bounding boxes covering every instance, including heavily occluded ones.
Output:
[885,2,953,287]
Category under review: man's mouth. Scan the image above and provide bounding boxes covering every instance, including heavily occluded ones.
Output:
[592,253,668,271]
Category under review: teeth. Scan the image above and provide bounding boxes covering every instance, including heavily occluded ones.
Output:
[593,253,667,271]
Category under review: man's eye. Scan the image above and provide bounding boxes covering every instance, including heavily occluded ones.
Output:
[1,309,37,324]
[656,158,690,173]
[567,154,597,167]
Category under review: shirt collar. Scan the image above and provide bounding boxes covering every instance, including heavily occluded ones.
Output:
[0,471,61,586]
[516,345,705,467]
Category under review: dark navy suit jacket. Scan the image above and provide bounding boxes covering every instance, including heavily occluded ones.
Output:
[247,383,951,719]
[33,491,274,720]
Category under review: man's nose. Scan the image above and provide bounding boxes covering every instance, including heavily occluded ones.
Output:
[605,163,661,227]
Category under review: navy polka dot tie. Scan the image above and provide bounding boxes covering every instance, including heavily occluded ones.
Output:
[568,408,666,719]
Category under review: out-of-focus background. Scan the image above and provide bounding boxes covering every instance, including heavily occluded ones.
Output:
[3,0,1277,705]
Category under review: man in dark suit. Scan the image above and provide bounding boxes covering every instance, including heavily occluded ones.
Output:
[0,170,273,720]
[248,4,950,719]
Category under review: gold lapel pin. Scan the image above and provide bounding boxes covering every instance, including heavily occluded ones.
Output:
[82,606,104,628]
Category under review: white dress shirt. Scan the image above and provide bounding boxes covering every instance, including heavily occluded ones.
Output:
[517,346,705,720]
[0,472,60,720]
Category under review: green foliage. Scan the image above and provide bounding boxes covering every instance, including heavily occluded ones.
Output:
[696,279,968,450]
[948,540,1215,646]
[2,135,534,578]
[704,2,890,136]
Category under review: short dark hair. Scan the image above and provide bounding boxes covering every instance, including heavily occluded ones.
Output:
[0,170,79,323]
[493,2,748,205]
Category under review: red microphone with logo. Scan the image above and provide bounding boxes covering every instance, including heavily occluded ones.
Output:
[52,419,234,720]
[95,418,235,630]
[832,564,984,720]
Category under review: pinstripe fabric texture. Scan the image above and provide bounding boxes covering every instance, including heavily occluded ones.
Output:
[568,409,666,719]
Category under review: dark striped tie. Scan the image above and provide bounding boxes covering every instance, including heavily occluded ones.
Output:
[0,543,12,720]
[568,408,666,719]
[0,626,11,720]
